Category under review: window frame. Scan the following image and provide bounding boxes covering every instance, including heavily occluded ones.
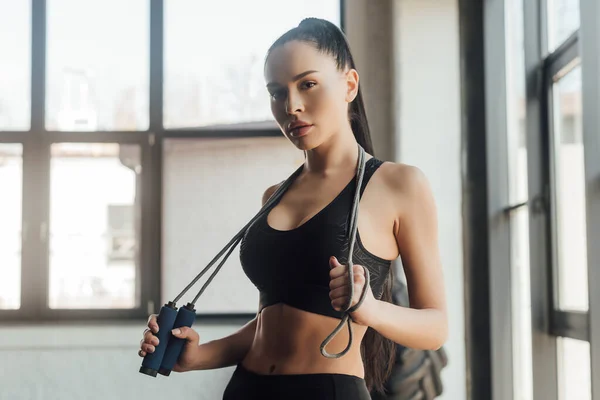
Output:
[461,0,599,398]
[0,0,346,324]
[579,0,600,396]
[475,0,600,398]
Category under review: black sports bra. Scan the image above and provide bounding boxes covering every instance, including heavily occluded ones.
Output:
[239,157,393,319]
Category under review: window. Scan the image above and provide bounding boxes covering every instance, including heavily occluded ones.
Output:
[164,0,341,129]
[107,205,136,263]
[551,65,588,312]
[510,207,533,400]
[557,337,591,400]
[0,0,343,322]
[0,144,23,309]
[483,0,598,397]
[506,0,528,206]
[505,0,533,398]
[547,0,580,52]
[46,0,149,131]
[49,143,140,309]
[0,0,31,131]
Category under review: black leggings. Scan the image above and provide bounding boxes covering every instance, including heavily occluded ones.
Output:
[222,363,372,400]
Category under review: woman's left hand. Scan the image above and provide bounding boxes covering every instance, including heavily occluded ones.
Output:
[329,256,377,327]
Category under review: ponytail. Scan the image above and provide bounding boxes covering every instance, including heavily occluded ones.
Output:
[349,86,374,155]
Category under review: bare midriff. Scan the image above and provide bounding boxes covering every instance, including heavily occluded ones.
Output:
[240,303,368,378]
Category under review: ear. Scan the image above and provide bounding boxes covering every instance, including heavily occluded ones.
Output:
[345,68,360,103]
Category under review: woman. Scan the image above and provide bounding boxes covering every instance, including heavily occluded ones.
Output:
[138,18,447,399]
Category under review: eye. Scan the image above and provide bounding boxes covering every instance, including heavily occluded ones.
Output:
[269,89,286,101]
[301,81,317,90]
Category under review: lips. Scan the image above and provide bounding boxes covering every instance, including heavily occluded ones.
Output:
[286,121,314,137]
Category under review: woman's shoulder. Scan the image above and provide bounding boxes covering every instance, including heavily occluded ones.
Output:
[373,160,436,219]
[375,160,431,195]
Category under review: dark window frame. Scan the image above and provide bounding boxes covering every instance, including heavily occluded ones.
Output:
[464,0,599,398]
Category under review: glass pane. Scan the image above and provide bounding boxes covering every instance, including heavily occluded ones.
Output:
[163,137,302,312]
[557,337,591,400]
[552,65,588,311]
[510,208,534,400]
[506,1,533,398]
[46,0,149,131]
[547,0,580,52]
[164,0,340,129]
[49,143,140,309]
[0,1,31,130]
[0,144,23,309]
[506,0,528,204]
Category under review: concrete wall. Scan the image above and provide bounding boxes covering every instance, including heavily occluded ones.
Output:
[0,324,239,400]
[394,1,466,399]
[344,0,396,161]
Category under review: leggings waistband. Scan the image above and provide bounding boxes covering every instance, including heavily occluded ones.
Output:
[234,363,366,382]
[223,364,372,400]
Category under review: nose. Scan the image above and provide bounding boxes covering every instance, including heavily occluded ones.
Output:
[285,90,304,115]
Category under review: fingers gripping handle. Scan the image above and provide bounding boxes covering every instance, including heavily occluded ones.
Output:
[319,266,370,358]
[139,303,197,377]
[158,304,197,376]
[139,303,178,377]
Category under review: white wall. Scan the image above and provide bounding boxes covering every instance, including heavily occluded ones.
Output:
[0,324,240,400]
[394,1,466,399]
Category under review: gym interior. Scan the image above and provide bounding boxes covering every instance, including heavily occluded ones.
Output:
[0,1,598,399]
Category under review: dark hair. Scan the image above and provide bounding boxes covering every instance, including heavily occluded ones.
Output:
[265,17,375,157]
[265,17,396,394]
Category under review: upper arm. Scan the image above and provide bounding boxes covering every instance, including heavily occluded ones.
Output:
[392,166,446,315]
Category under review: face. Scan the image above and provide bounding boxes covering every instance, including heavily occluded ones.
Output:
[264,40,359,150]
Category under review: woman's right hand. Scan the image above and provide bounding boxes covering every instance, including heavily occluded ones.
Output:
[138,314,203,373]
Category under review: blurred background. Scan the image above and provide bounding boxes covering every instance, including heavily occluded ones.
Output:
[0,0,598,399]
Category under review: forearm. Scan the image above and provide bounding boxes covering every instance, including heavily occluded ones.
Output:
[368,300,447,350]
[193,318,257,371]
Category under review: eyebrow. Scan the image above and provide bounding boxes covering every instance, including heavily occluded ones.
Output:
[267,70,319,88]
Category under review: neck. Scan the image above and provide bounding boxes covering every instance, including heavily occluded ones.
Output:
[304,126,360,175]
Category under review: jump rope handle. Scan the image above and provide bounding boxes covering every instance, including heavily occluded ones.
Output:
[157,303,197,375]
[139,302,178,377]
[139,303,197,377]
